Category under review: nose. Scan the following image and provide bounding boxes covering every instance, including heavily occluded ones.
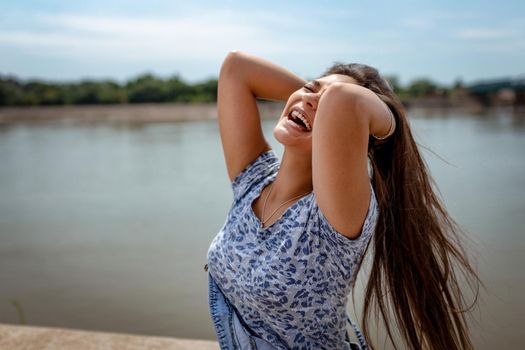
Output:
[302,92,319,111]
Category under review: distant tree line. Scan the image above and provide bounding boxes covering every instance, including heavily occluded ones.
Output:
[0,74,218,106]
[0,73,465,106]
[383,75,462,99]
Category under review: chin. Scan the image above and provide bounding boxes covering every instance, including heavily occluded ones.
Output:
[273,122,312,152]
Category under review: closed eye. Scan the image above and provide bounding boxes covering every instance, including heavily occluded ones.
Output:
[303,84,315,92]
[303,80,321,92]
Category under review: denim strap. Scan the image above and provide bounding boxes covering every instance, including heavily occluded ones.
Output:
[347,315,368,350]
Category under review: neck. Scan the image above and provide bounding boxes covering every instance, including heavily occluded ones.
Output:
[271,149,313,201]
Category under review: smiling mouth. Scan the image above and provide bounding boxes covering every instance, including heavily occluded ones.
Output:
[287,109,312,132]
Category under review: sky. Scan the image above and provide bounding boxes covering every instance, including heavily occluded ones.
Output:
[0,0,524,86]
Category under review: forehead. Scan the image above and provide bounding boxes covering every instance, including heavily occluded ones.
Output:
[317,74,357,86]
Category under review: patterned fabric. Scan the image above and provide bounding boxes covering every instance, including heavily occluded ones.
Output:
[207,150,378,350]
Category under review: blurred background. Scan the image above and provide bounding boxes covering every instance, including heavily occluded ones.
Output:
[0,0,524,349]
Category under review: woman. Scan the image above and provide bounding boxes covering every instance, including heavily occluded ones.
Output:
[206,51,480,350]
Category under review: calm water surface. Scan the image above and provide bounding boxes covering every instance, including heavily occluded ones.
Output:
[0,109,524,348]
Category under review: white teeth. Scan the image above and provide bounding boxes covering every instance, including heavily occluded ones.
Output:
[290,110,311,131]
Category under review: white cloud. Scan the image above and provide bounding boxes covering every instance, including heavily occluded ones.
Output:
[8,7,521,83]
[0,10,415,83]
[0,11,404,63]
[0,12,278,59]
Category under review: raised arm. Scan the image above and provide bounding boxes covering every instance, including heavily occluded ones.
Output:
[312,82,392,239]
[218,51,305,181]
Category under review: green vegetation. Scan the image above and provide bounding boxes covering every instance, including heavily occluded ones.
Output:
[383,76,446,99]
[3,73,520,107]
[0,74,218,106]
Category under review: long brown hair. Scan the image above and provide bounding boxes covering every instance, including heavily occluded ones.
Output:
[323,64,481,350]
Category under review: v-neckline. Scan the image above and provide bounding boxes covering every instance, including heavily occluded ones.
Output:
[250,175,312,231]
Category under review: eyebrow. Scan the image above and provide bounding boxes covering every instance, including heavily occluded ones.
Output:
[311,80,321,89]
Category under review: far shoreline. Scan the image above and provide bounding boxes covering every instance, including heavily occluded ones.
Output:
[0,102,285,125]
[0,100,517,125]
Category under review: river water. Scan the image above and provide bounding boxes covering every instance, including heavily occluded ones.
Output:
[0,108,524,349]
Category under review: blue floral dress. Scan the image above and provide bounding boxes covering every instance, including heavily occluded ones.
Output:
[207,150,378,349]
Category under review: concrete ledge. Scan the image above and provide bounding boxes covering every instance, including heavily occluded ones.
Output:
[0,323,219,350]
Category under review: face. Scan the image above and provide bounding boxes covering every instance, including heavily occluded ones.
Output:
[273,74,357,152]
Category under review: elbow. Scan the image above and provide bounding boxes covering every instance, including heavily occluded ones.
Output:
[220,51,245,79]
[323,83,365,109]
[222,50,241,66]
[319,83,371,127]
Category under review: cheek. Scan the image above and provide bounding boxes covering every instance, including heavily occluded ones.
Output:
[282,92,302,115]
[280,101,292,119]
